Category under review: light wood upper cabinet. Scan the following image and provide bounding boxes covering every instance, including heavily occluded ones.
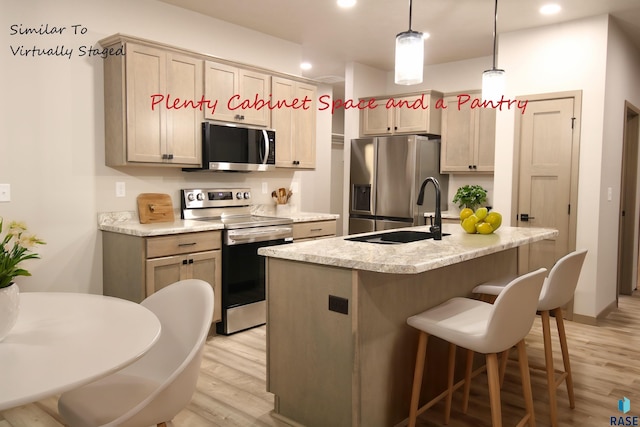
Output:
[440,91,496,173]
[271,76,317,169]
[103,41,202,167]
[204,61,271,127]
[360,91,443,136]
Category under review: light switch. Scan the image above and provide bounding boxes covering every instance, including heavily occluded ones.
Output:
[262,182,268,194]
[0,184,10,202]
[607,187,612,202]
[116,182,126,198]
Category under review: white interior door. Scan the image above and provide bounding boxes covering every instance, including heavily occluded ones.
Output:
[515,94,580,273]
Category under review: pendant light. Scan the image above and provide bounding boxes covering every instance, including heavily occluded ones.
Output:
[482,0,505,102]
[395,0,423,85]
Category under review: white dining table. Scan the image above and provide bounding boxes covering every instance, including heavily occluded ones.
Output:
[0,292,161,411]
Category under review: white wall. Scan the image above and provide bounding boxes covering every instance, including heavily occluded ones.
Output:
[600,17,640,311]
[298,84,333,212]
[0,0,329,293]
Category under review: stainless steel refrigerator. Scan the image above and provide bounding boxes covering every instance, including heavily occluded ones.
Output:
[349,135,449,234]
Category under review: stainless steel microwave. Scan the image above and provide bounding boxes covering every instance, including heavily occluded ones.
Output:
[193,122,276,172]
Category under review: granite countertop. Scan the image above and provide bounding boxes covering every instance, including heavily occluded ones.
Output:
[251,205,340,223]
[98,211,224,237]
[258,224,558,275]
[98,209,339,237]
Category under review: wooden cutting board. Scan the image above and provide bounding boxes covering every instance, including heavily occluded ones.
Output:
[137,193,175,224]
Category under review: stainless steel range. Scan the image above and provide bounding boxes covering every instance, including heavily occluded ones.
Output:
[181,188,293,335]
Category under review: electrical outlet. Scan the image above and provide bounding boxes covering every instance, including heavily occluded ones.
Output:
[607,187,612,201]
[116,182,126,198]
[262,182,268,194]
[0,184,10,202]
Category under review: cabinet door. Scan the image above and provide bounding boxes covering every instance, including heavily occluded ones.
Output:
[271,77,316,169]
[293,82,317,168]
[361,98,392,136]
[473,107,496,172]
[440,95,475,172]
[146,255,183,296]
[238,70,271,127]
[204,61,237,122]
[393,93,442,135]
[272,77,295,167]
[125,43,166,163]
[188,250,222,323]
[166,53,203,165]
[394,95,430,134]
[145,250,221,323]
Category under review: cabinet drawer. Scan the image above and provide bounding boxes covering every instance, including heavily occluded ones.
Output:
[146,231,221,258]
[293,221,336,240]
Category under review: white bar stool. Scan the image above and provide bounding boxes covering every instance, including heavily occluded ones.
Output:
[473,249,587,427]
[407,268,547,427]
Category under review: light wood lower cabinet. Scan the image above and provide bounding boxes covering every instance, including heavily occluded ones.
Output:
[292,220,337,242]
[103,230,222,323]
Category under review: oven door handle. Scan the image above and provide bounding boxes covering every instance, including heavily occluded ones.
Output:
[226,227,293,245]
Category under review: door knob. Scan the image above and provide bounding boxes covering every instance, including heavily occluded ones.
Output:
[519,213,535,222]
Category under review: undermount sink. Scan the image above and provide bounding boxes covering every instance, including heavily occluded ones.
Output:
[345,230,451,245]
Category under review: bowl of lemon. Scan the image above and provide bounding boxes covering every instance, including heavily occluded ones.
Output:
[459,207,502,234]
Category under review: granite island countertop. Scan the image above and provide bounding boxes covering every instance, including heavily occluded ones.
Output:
[258,224,558,274]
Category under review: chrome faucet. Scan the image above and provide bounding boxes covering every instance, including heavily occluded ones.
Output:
[417,177,442,240]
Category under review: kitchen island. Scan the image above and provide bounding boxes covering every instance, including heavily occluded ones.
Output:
[258,224,558,427]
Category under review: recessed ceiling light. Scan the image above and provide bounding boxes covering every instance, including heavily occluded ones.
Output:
[337,0,356,8]
[300,62,312,71]
[539,3,561,15]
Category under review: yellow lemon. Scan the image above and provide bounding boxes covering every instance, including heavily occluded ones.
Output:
[476,222,494,234]
[459,208,474,221]
[485,212,502,231]
[461,215,479,233]
[475,207,488,221]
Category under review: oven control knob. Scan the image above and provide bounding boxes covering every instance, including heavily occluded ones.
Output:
[236,192,243,199]
[196,193,204,201]
[187,193,195,201]
[243,192,251,199]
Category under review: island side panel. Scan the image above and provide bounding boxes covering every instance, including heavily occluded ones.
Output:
[355,249,518,427]
[266,258,355,427]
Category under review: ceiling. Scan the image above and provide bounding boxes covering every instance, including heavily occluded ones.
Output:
[158,0,640,83]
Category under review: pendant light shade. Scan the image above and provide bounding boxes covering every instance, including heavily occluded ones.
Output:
[395,0,423,85]
[481,0,505,102]
[395,30,423,85]
[482,68,505,102]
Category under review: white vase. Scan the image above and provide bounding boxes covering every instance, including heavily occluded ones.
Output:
[0,283,20,342]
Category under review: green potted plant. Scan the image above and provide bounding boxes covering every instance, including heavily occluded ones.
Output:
[452,185,488,211]
[0,217,45,341]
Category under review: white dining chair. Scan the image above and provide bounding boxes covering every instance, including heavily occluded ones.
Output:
[58,279,214,427]
[472,249,588,427]
[406,268,547,427]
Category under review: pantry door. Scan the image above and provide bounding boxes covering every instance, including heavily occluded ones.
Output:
[514,91,581,274]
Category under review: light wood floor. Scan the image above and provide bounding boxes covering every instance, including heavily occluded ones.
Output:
[2,292,639,427]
